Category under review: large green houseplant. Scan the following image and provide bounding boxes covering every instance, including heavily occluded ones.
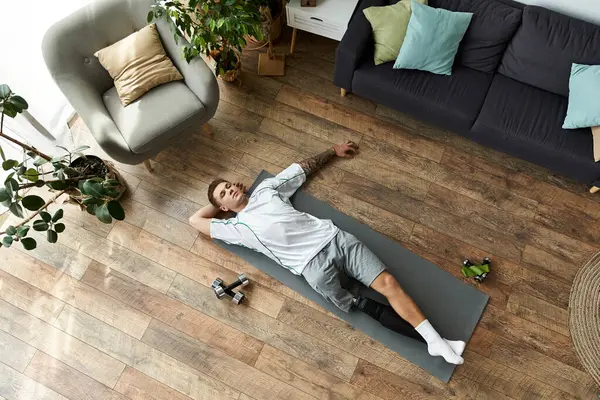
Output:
[148,0,265,81]
[0,84,126,251]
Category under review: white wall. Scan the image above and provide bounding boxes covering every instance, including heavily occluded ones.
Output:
[0,0,94,140]
[518,0,600,25]
[0,0,94,213]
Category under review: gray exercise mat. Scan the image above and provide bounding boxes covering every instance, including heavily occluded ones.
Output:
[215,171,489,382]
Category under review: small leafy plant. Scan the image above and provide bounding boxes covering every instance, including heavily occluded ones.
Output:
[148,0,265,77]
[0,84,126,251]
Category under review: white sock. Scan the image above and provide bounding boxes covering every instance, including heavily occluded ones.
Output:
[444,339,466,356]
[415,320,464,365]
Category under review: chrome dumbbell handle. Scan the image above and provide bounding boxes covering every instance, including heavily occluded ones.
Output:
[219,274,249,294]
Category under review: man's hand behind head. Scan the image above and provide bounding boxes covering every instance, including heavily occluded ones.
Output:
[333,141,359,158]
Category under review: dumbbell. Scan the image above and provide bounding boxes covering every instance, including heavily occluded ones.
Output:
[213,274,249,304]
[462,257,491,283]
[211,277,243,303]
[211,274,249,304]
[477,257,490,283]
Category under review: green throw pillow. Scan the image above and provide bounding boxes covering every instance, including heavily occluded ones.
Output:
[394,0,473,75]
[363,0,427,65]
[563,63,600,129]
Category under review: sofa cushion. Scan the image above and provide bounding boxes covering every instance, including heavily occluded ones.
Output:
[499,6,600,97]
[428,0,522,73]
[103,80,205,154]
[353,61,493,133]
[363,0,426,65]
[593,126,600,162]
[94,24,183,106]
[472,74,600,183]
[563,63,600,129]
[393,1,473,75]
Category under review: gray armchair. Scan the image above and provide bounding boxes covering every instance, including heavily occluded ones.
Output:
[42,0,219,169]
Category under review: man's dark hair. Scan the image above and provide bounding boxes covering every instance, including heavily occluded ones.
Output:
[207,178,227,208]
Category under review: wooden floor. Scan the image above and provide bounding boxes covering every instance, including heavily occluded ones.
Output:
[2,30,600,400]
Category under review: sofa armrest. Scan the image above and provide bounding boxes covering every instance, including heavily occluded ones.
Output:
[42,17,135,163]
[156,21,220,119]
[55,74,134,163]
[333,0,386,91]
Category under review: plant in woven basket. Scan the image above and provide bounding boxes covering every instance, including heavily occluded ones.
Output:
[247,0,283,45]
[0,84,126,251]
[148,0,265,79]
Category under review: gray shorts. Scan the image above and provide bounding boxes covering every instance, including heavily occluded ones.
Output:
[301,230,387,313]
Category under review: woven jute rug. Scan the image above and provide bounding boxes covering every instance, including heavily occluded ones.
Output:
[569,250,600,387]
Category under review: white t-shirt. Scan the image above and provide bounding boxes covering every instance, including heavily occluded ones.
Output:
[210,163,339,275]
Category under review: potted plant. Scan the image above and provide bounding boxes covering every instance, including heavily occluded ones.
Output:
[0,84,127,251]
[247,0,283,46]
[148,0,266,81]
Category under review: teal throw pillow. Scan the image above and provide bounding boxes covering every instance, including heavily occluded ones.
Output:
[563,63,600,129]
[393,0,473,75]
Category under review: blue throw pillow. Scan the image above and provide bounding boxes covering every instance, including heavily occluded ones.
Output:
[393,1,473,75]
[563,63,600,129]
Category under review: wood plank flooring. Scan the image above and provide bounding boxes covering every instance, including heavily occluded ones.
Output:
[2,28,600,399]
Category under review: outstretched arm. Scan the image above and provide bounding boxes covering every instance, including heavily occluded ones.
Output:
[298,141,359,177]
[264,141,359,201]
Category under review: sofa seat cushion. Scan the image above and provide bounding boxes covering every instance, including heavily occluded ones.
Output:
[352,60,493,133]
[472,74,600,183]
[103,80,205,154]
[428,0,523,73]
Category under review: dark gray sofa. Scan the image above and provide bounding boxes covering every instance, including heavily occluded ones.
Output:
[334,0,600,189]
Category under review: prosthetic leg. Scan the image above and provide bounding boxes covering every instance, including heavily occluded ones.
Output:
[352,296,426,344]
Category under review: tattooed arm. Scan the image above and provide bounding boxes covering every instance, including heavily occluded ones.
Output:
[267,141,359,201]
[298,141,359,176]
[298,148,336,176]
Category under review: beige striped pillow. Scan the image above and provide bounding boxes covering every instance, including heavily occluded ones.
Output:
[593,126,600,162]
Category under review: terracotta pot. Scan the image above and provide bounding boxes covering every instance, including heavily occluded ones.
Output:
[66,156,127,209]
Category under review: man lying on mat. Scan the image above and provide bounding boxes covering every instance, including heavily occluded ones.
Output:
[189,141,465,365]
